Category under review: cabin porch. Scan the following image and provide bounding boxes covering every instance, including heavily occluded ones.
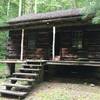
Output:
[5,24,100,77]
[7,24,100,62]
[1,59,100,78]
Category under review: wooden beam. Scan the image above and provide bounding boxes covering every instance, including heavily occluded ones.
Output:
[7,63,15,76]
[0,60,24,63]
[9,16,82,25]
[47,61,100,67]
[52,26,56,60]
[20,29,24,60]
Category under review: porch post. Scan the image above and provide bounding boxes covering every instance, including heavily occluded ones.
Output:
[52,26,56,60]
[7,63,15,76]
[20,29,24,60]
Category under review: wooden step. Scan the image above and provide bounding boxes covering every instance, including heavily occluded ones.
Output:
[20,68,41,71]
[10,77,35,82]
[4,83,31,89]
[0,89,27,97]
[22,64,42,67]
[25,60,46,63]
[13,73,38,77]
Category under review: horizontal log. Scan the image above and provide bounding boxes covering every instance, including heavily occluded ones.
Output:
[7,41,21,44]
[36,43,51,45]
[0,60,23,63]
[6,53,19,56]
[38,32,49,35]
[7,44,21,47]
[7,46,21,49]
[7,56,20,59]
[10,34,21,37]
[87,44,100,46]
[87,43,100,45]
[7,50,20,53]
[37,37,49,40]
[37,40,50,43]
[7,54,20,57]
[10,33,21,36]
[7,51,20,53]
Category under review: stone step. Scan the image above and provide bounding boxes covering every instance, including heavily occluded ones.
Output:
[0,89,27,97]
[20,68,41,72]
[4,83,31,89]
[13,73,38,77]
[10,77,35,82]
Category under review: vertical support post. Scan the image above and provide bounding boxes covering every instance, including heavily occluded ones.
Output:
[52,26,56,60]
[39,65,44,82]
[7,63,15,76]
[20,29,24,61]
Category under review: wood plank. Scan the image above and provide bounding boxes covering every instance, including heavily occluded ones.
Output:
[25,59,47,63]
[20,68,41,71]
[4,83,31,89]
[10,77,35,82]
[0,60,24,63]
[22,64,43,67]
[47,61,100,67]
[13,73,38,77]
[0,89,27,96]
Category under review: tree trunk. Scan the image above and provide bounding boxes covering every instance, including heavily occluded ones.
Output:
[71,0,78,8]
[34,0,37,14]
[19,0,22,16]
[22,0,25,14]
[28,0,33,13]
[7,0,10,16]
[74,0,78,8]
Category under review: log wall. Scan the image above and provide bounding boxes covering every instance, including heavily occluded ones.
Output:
[21,28,52,59]
[85,31,100,60]
[7,30,21,59]
[7,28,53,59]
[57,27,100,61]
[7,26,100,61]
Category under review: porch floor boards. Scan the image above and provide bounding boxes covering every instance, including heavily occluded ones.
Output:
[0,59,100,67]
[47,61,100,67]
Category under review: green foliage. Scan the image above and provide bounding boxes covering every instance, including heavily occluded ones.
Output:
[0,32,8,59]
[84,0,100,24]
[37,0,71,13]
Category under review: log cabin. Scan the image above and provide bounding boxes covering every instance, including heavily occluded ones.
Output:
[0,8,100,75]
[0,8,100,99]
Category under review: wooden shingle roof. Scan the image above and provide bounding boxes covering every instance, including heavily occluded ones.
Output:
[9,8,83,24]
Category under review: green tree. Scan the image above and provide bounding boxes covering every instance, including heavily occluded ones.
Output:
[84,0,100,24]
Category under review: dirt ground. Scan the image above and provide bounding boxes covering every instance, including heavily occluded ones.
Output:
[25,77,100,100]
[0,77,100,100]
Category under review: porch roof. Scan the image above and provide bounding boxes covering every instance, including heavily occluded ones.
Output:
[9,8,83,24]
[0,8,97,31]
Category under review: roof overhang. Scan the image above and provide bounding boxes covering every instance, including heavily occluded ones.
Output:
[0,15,87,31]
[9,8,83,24]
[0,23,100,32]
